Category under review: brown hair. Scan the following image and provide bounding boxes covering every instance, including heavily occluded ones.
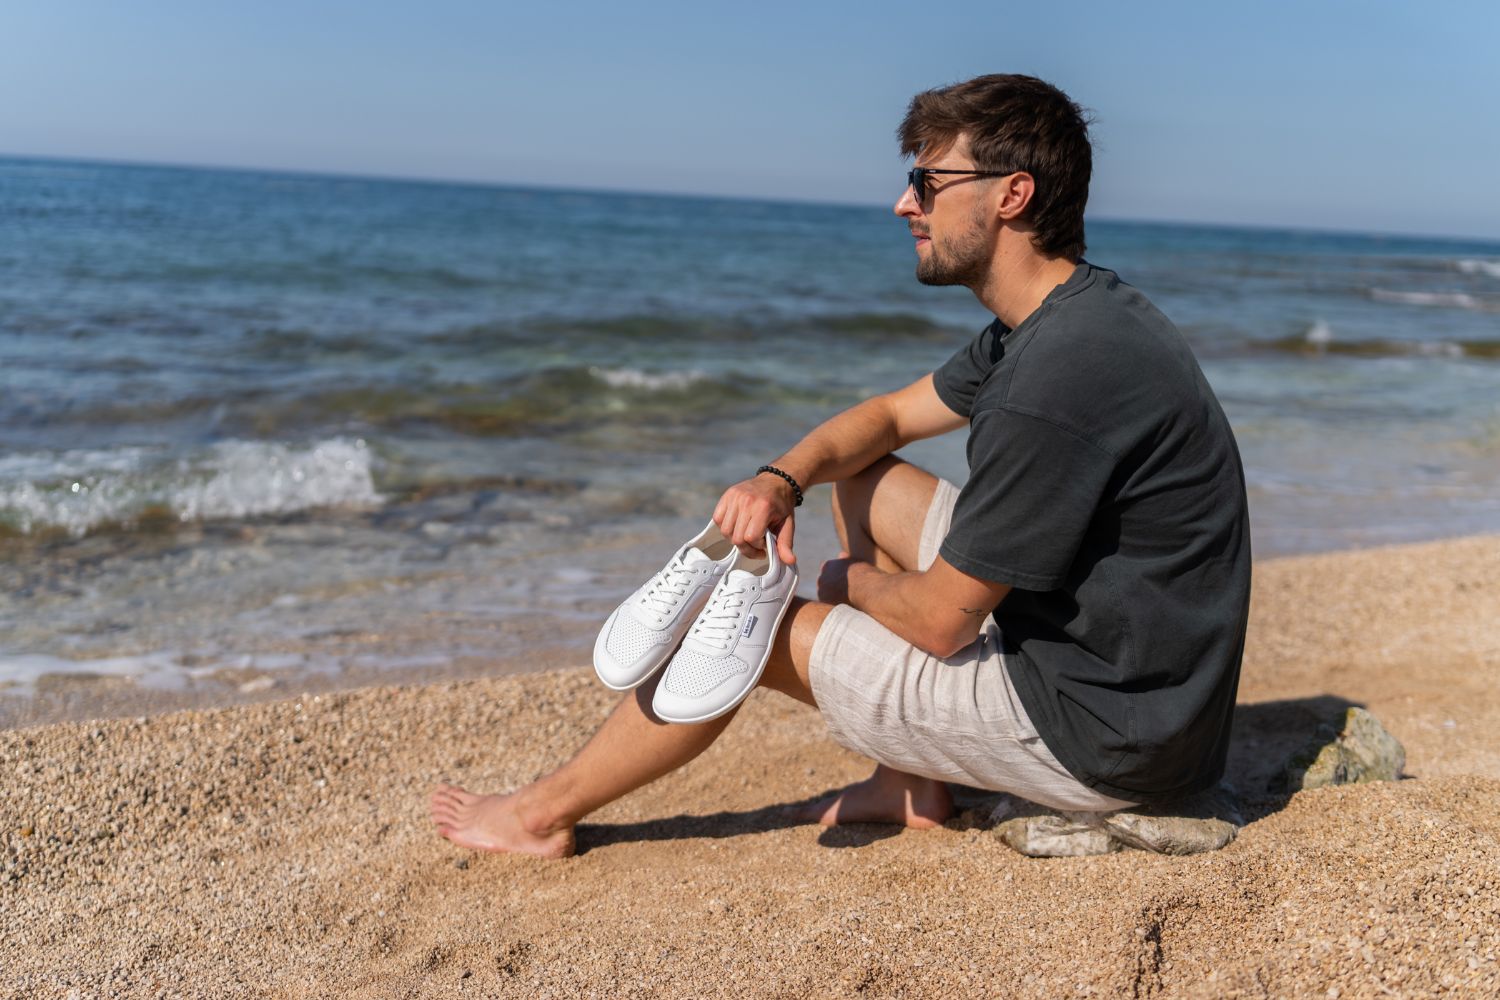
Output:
[899,74,1093,260]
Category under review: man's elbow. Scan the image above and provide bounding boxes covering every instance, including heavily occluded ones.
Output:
[920,621,984,659]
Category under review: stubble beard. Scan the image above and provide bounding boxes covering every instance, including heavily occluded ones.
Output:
[914,214,991,289]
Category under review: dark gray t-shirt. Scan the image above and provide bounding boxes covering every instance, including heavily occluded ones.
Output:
[933,261,1251,804]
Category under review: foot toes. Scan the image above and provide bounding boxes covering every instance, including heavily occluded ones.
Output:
[432,788,469,810]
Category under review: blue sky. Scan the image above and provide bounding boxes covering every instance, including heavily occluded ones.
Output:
[3,0,1498,239]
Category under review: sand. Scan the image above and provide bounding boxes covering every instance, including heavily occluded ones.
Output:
[4,535,1499,998]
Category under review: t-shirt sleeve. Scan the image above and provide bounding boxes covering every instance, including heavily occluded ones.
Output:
[932,321,1003,418]
[938,406,1117,591]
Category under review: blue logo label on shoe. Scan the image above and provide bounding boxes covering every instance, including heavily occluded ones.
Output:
[741,614,758,638]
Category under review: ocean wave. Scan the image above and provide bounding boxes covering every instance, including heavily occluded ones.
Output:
[460,310,965,346]
[0,648,448,694]
[43,364,787,441]
[1455,258,1500,280]
[276,366,782,438]
[800,311,960,340]
[588,366,711,390]
[0,438,381,539]
[1370,288,1488,311]
[243,327,405,361]
[1256,329,1500,360]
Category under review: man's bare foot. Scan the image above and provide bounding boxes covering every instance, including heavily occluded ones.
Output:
[429,783,576,858]
[792,765,953,829]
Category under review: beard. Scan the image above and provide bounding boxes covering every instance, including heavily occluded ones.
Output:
[914,217,991,287]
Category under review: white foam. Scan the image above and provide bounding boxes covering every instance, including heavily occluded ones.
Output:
[0,651,189,691]
[1455,258,1500,280]
[0,647,446,695]
[174,438,380,522]
[0,437,381,537]
[1304,320,1334,346]
[1416,341,1467,358]
[589,366,709,391]
[1370,289,1481,310]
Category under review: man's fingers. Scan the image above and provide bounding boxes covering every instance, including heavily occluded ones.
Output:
[733,508,763,553]
[778,515,797,565]
[712,480,791,557]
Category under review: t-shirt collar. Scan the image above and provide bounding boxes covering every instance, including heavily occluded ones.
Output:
[994,259,1095,339]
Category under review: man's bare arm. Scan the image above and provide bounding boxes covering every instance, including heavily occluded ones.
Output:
[714,374,965,560]
[825,554,1011,658]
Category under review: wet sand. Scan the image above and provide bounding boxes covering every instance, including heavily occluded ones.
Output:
[4,534,1499,998]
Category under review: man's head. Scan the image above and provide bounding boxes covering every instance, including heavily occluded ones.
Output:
[895,74,1093,285]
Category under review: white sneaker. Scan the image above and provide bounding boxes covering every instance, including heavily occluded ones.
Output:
[652,531,799,724]
[593,521,737,691]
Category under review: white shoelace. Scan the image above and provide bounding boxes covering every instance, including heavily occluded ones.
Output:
[689,579,752,649]
[639,559,697,621]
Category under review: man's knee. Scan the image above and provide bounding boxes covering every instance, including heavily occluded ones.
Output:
[831,454,905,541]
[757,597,833,708]
[832,455,905,515]
[832,456,937,571]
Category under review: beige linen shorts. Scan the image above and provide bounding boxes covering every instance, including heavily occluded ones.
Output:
[807,477,1139,812]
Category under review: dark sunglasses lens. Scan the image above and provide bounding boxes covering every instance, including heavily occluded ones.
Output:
[909,168,925,202]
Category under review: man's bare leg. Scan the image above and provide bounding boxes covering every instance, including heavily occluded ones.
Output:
[430,598,833,857]
[431,455,955,854]
[792,455,955,828]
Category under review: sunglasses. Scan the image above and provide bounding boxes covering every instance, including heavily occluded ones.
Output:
[906,167,1016,204]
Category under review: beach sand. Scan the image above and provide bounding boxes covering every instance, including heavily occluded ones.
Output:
[4,535,1499,998]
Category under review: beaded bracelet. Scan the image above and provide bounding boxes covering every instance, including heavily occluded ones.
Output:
[756,465,804,507]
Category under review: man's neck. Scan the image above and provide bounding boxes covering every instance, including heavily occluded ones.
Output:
[973,250,1080,330]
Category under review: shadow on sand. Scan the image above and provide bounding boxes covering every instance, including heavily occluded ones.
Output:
[574,796,904,855]
[574,693,1378,853]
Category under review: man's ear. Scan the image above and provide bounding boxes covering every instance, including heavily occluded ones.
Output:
[994,171,1036,222]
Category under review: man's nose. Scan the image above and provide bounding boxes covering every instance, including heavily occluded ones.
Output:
[894,184,921,217]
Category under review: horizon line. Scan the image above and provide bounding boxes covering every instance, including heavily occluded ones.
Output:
[3,150,1497,249]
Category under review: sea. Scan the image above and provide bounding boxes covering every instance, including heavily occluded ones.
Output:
[2,156,1498,721]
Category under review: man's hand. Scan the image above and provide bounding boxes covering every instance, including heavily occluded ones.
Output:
[816,551,869,605]
[712,472,798,564]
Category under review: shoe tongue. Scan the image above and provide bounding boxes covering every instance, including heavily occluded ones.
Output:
[726,567,758,587]
[682,546,715,567]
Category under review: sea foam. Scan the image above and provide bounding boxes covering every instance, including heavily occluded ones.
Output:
[0,437,382,537]
[1370,289,1483,310]
[1455,258,1500,280]
[589,366,710,390]
[1304,320,1335,347]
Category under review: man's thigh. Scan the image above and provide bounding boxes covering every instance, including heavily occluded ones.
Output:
[835,456,943,573]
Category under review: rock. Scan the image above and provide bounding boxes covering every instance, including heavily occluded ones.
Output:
[994,812,1119,857]
[1277,707,1406,793]
[987,795,1118,857]
[1103,783,1243,855]
[986,784,1243,858]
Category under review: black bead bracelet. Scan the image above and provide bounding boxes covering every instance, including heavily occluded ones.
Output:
[756,465,804,507]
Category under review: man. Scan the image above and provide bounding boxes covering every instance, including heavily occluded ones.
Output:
[430,74,1251,857]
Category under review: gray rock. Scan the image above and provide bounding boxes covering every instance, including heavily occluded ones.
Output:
[994,811,1120,857]
[1103,783,1242,855]
[986,783,1243,858]
[1277,706,1406,792]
